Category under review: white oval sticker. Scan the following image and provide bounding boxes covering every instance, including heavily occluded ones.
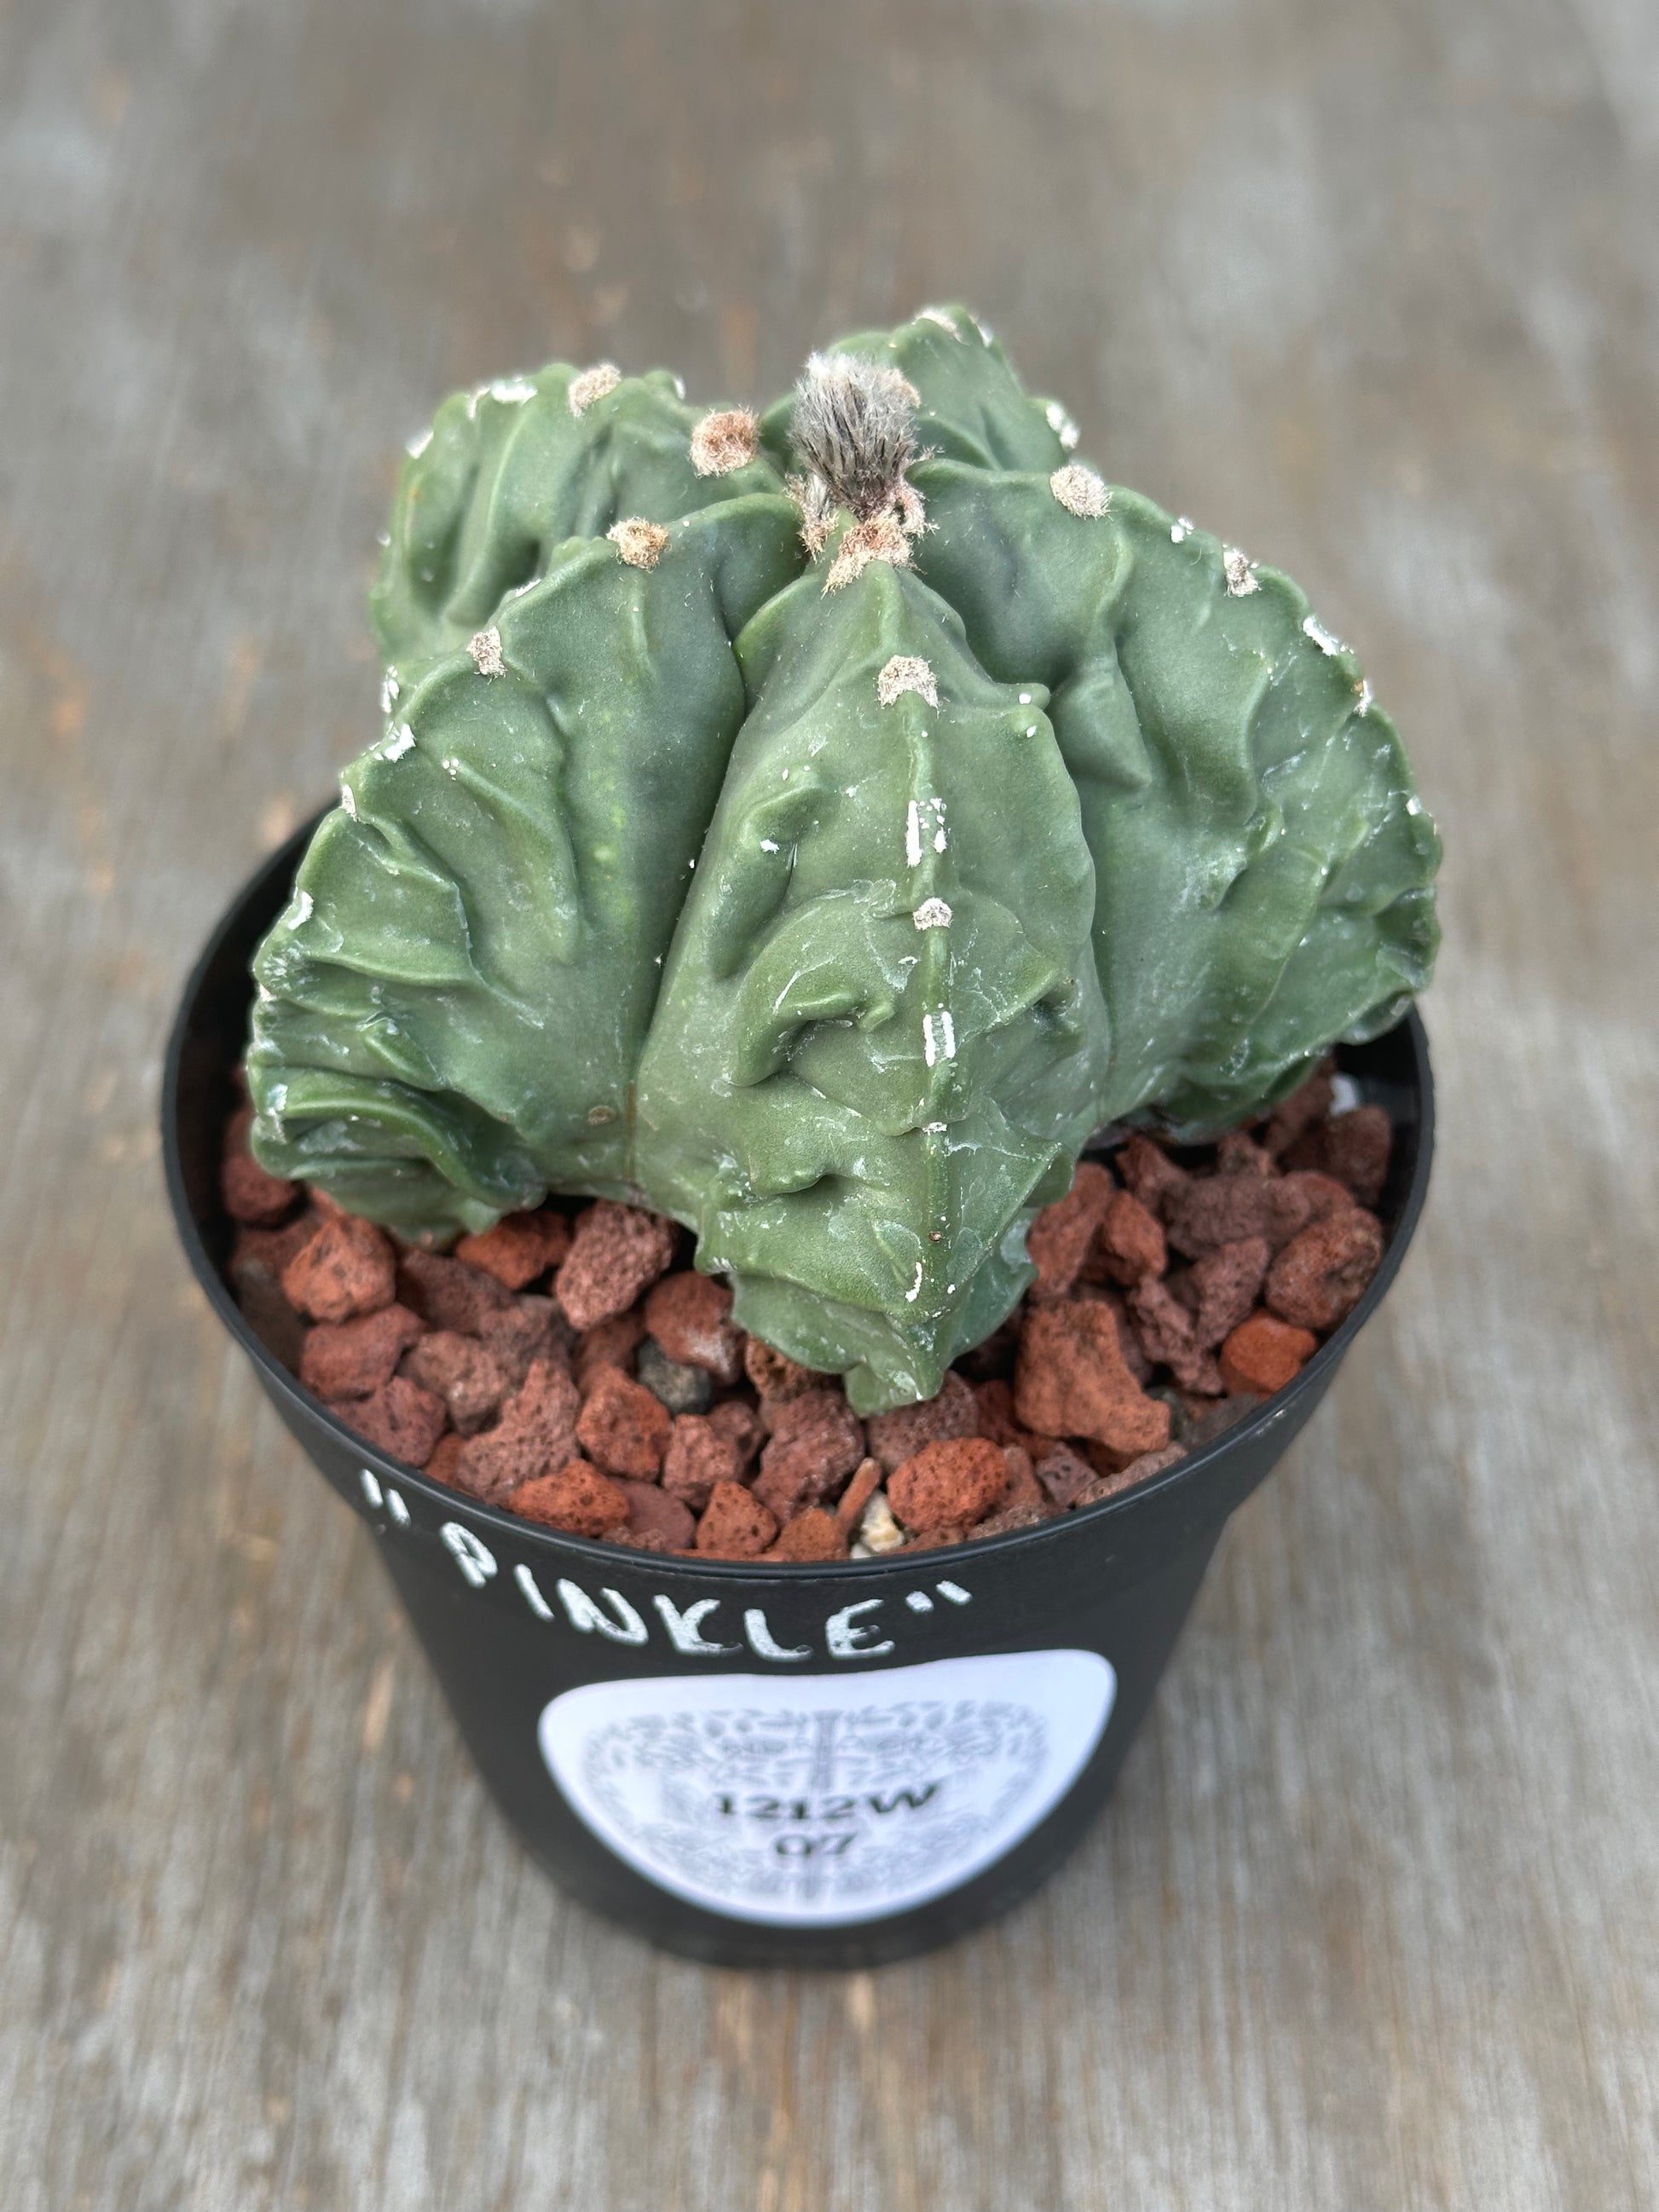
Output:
[536,1648,1115,1926]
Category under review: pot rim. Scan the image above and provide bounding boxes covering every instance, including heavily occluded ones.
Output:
[162,820,1436,1581]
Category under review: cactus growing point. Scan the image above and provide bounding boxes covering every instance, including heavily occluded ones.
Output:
[246,311,1439,1412]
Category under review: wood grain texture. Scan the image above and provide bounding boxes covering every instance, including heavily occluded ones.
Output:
[2,1,1656,2205]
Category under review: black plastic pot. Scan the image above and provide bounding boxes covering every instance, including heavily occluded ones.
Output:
[165,825,1434,1967]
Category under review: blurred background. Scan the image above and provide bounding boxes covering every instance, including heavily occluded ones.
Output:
[3,2,1656,2207]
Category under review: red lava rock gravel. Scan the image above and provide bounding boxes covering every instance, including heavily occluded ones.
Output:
[1033,1441,1094,1510]
[282,1214,396,1323]
[575,1366,673,1479]
[1014,1302,1172,1460]
[454,1209,570,1288]
[695,1479,778,1558]
[299,1303,425,1402]
[614,1477,697,1551]
[1117,1133,1188,1219]
[889,1437,1008,1533]
[554,1201,675,1330]
[770,1506,847,1561]
[1263,1065,1334,1156]
[425,1433,465,1488]
[338,1375,447,1466]
[397,1248,512,1333]
[223,1052,1396,1556]
[706,1398,762,1470]
[645,1272,745,1384]
[1219,1313,1319,1395]
[996,1446,1049,1518]
[660,1413,743,1510]
[754,1390,866,1519]
[864,1370,980,1474]
[573,1309,646,1387]
[1266,1208,1386,1329]
[1026,1159,1114,1300]
[512,1460,631,1539]
[1092,1189,1167,1285]
[220,1106,301,1227]
[1287,1102,1393,1207]
[1188,1236,1271,1349]
[479,1295,571,1387]
[971,1378,1025,1447]
[1073,1441,1188,1505]
[454,1360,580,1504]
[835,1457,883,1534]
[743,1338,823,1406]
[401,1330,515,1434]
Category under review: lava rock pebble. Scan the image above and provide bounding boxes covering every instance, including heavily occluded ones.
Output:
[660,1413,744,1509]
[695,1480,779,1558]
[754,1390,866,1517]
[454,1209,570,1288]
[402,1329,515,1434]
[282,1215,396,1323]
[1093,1189,1167,1285]
[614,1478,696,1551]
[1026,1161,1115,1301]
[574,1310,645,1388]
[455,1360,581,1503]
[1287,1103,1392,1206]
[1219,1312,1318,1395]
[889,1437,1009,1533]
[636,1335,714,1415]
[338,1375,448,1467]
[397,1248,513,1333]
[743,1338,823,1406]
[864,1370,980,1475]
[644,1272,744,1384]
[575,1366,673,1478]
[1266,1208,1385,1329]
[554,1201,675,1330]
[512,1460,631,1538]
[1188,1236,1271,1349]
[770,1506,847,1561]
[1015,1302,1173,1458]
[299,1303,425,1402]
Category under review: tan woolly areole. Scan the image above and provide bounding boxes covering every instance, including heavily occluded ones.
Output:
[916,306,962,337]
[912,898,953,930]
[1223,546,1259,596]
[690,407,760,477]
[876,655,939,707]
[568,362,621,417]
[1049,464,1110,519]
[824,510,915,592]
[468,627,505,679]
[608,517,670,569]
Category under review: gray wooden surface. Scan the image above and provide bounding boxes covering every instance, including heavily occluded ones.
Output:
[3,0,1656,2205]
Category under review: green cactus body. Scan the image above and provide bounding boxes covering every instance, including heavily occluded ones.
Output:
[248,312,1440,1407]
[373,366,785,676]
[912,462,1440,1133]
[633,550,1111,1410]
[249,494,802,1238]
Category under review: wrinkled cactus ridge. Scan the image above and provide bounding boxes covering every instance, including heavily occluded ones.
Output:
[248,309,1439,1412]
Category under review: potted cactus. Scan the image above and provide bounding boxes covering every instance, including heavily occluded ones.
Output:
[166,308,1437,1963]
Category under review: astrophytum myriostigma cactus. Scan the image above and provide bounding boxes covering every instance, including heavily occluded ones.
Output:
[246,309,1440,1412]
